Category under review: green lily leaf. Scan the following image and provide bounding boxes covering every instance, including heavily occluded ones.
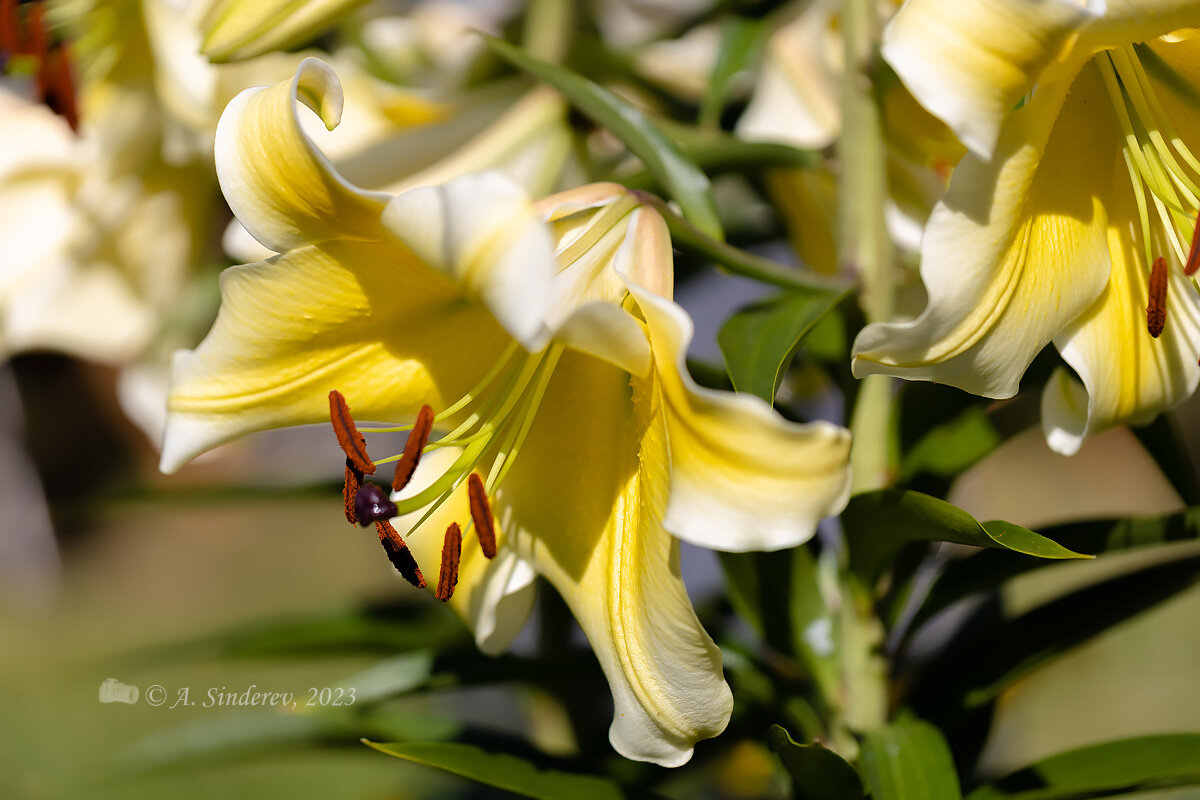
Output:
[843,490,1089,581]
[910,506,1200,635]
[718,289,847,404]
[719,550,794,654]
[766,725,864,800]
[363,741,626,800]
[967,733,1200,799]
[900,407,1001,481]
[861,718,962,800]
[482,35,723,240]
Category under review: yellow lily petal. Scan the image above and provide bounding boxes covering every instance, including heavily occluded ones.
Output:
[529,183,673,376]
[214,58,390,253]
[1042,155,1200,455]
[853,63,1118,398]
[202,0,368,62]
[883,0,1099,159]
[633,287,852,552]
[380,172,558,351]
[496,350,733,766]
[1086,0,1200,51]
[160,239,507,472]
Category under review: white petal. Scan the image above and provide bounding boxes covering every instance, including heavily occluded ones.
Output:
[214,58,391,253]
[633,287,853,552]
[380,171,557,352]
[882,0,1098,159]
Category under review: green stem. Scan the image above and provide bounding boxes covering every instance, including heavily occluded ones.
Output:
[837,0,891,736]
[840,0,895,493]
[522,0,572,64]
[635,191,853,293]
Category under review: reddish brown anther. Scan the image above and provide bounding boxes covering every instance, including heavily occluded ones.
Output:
[1,0,17,61]
[467,473,497,559]
[329,390,375,474]
[435,522,462,602]
[376,520,425,589]
[393,404,434,492]
[1185,213,1200,277]
[1147,256,1169,338]
[342,460,363,525]
[41,40,77,132]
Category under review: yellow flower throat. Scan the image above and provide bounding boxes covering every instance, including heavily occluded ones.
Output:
[328,341,565,599]
[1097,44,1200,337]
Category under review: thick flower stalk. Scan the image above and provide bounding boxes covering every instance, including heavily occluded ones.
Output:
[853,0,1200,455]
[159,59,853,766]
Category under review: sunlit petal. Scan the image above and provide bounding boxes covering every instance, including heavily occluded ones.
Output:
[633,287,852,552]
[499,350,733,766]
[853,64,1118,398]
[883,0,1099,159]
[160,240,506,472]
[215,58,390,253]
[1043,164,1200,455]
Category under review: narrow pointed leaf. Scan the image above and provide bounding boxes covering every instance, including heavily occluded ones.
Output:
[843,490,1089,581]
[363,741,626,800]
[482,35,723,240]
[717,289,847,404]
[861,719,962,800]
[910,506,1200,635]
[767,725,864,800]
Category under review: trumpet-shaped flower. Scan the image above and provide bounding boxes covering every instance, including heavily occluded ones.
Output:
[160,58,853,765]
[854,0,1200,455]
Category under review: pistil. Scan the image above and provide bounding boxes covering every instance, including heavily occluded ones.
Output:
[327,340,565,601]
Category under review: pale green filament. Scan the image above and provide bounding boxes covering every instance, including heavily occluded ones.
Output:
[390,349,548,515]
[1098,48,1200,270]
[359,340,521,434]
[396,344,566,537]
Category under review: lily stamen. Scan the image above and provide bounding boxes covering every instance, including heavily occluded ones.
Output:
[436,523,462,602]
[328,390,375,474]
[376,521,425,589]
[1148,256,1169,338]
[343,460,362,525]
[1185,214,1200,276]
[392,404,434,492]
[467,473,497,559]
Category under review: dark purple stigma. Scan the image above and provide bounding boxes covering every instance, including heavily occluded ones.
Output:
[354,482,397,526]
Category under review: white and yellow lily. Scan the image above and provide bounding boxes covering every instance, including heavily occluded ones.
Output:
[733,0,960,270]
[0,0,216,362]
[159,59,853,765]
[853,0,1200,455]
